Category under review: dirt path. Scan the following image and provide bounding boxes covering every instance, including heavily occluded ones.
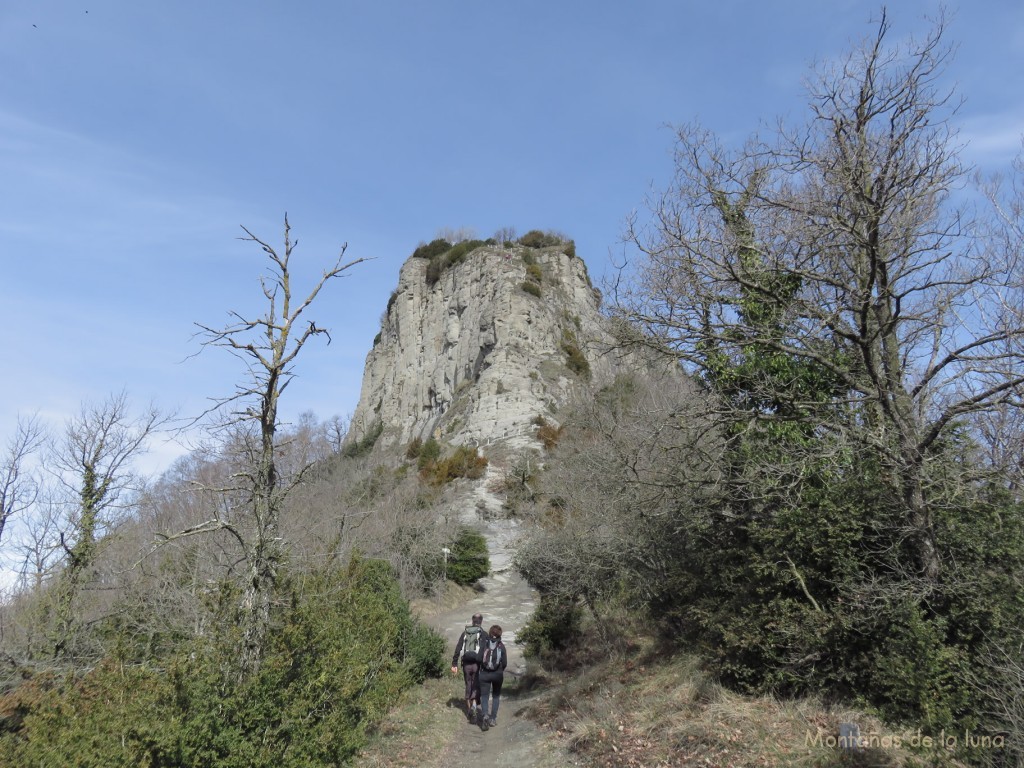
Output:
[357,466,573,768]
[421,514,559,767]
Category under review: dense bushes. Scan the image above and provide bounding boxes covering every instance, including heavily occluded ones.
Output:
[418,443,487,485]
[445,526,490,586]
[0,558,445,767]
[560,329,590,378]
[518,229,568,249]
[342,420,383,458]
[411,238,492,286]
[520,281,542,298]
[517,595,582,661]
[654,452,1024,732]
[424,239,490,285]
[409,230,574,289]
[411,238,452,261]
[517,367,1024,740]
[415,437,442,469]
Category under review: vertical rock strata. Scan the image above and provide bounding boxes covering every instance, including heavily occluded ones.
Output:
[346,244,623,452]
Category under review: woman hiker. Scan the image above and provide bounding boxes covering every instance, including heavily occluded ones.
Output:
[477,624,507,731]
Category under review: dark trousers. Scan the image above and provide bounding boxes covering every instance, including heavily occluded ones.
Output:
[462,662,480,704]
[479,670,504,719]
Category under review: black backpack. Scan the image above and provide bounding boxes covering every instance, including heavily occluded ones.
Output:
[481,638,504,672]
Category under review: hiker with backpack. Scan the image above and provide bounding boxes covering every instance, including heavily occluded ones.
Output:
[477,624,507,731]
[451,613,485,724]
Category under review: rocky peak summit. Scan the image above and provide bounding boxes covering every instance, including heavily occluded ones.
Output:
[345,239,629,454]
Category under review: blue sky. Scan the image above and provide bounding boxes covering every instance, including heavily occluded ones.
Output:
[2,0,1023,476]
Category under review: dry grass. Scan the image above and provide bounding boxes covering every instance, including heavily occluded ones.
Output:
[358,602,977,768]
[521,648,973,768]
[354,677,462,768]
[408,581,477,619]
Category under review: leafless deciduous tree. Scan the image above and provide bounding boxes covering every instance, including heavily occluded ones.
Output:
[516,371,720,613]
[0,415,45,548]
[434,226,476,244]
[48,392,163,659]
[12,496,61,593]
[191,214,365,674]
[616,11,1024,581]
[493,226,517,244]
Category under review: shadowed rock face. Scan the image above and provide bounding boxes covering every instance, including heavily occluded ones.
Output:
[346,244,627,454]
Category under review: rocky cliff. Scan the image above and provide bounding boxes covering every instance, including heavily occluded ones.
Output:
[345,241,632,454]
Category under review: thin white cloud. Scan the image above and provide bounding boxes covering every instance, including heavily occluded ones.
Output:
[0,109,242,253]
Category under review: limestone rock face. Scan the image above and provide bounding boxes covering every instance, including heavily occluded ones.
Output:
[346,244,627,453]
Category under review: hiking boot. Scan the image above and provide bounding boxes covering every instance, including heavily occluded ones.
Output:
[486,716,497,727]
[480,716,489,731]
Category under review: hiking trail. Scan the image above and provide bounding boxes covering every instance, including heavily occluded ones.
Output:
[422,505,554,766]
[357,464,572,767]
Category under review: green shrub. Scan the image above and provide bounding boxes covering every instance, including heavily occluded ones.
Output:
[411,238,452,260]
[402,622,447,682]
[405,437,423,460]
[425,257,444,285]
[0,559,444,768]
[560,330,590,378]
[446,526,490,585]
[420,444,488,485]
[519,229,567,248]
[444,239,487,268]
[421,239,489,286]
[342,420,383,458]
[563,240,576,258]
[416,437,442,470]
[518,595,582,660]
[0,664,167,768]
[525,262,543,283]
[520,281,542,298]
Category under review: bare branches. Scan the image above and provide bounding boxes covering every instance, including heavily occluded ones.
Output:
[50,393,164,527]
[0,414,45,547]
[616,14,1024,582]
[191,215,365,674]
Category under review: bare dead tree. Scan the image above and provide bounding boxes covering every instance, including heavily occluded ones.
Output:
[617,11,1024,581]
[0,414,45,548]
[193,214,365,674]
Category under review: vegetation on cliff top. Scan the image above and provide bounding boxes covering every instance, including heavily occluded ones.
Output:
[410,228,576,287]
